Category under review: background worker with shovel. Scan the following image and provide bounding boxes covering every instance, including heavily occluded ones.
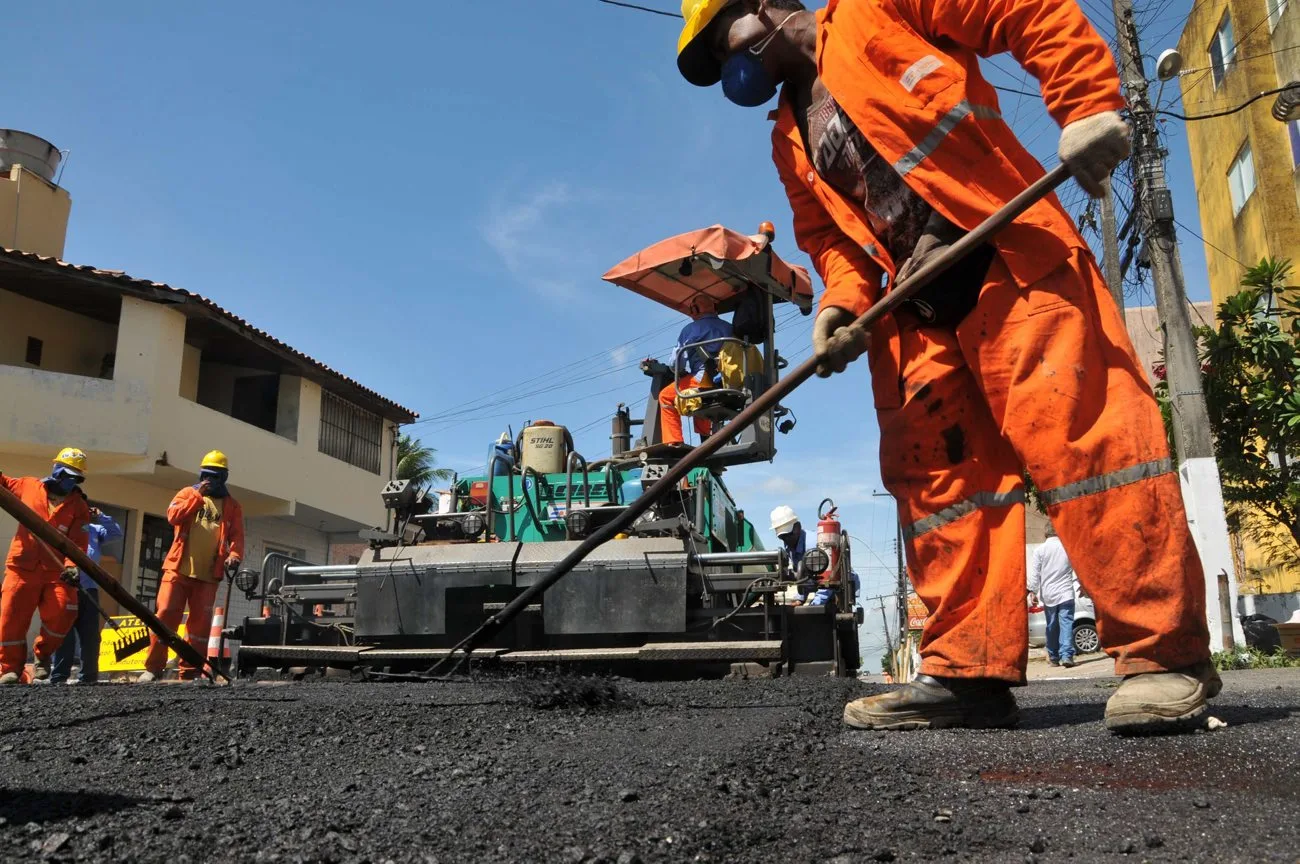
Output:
[675,0,1217,733]
[0,448,91,685]
[137,450,244,683]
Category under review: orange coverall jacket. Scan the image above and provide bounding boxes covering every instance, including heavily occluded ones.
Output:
[1,474,90,577]
[771,0,1126,402]
[162,487,245,582]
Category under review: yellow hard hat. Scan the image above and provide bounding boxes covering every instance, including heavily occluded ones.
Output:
[53,447,88,476]
[200,450,229,471]
[677,0,736,87]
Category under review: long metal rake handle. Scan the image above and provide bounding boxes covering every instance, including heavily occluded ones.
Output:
[441,163,1072,668]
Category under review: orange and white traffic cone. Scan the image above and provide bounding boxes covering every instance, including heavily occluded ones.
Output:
[207,607,230,664]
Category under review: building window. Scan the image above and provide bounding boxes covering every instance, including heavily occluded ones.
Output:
[1210,13,1236,87]
[1228,143,1257,215]
[1290,121,1300,169]
[319,390,383,474]
[24,337,42,366]
[1269,0,1289,31]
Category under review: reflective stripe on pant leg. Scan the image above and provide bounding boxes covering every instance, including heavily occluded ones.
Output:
[957,250,1209,674]
[1039,459,1174,506]
[904,489,1026,540]
[878,322,1028,683]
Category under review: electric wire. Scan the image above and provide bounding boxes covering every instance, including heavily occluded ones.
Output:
[595,0,681,18]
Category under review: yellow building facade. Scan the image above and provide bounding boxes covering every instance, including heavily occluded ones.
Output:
[1179,0,1300,591]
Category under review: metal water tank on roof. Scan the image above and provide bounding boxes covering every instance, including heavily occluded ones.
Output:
[0,130,61,183]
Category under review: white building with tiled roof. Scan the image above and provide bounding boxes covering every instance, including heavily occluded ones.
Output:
[0,130,415,630]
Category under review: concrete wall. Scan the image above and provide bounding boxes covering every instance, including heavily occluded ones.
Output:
[179,344,201,402]
[0,165,71,259]
[0,289,118,378]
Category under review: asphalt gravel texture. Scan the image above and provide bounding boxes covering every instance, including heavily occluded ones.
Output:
[1,668,1297,863]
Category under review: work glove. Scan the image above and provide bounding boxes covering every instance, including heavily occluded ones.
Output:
[60,566,79,586]
[1058,110,1130,198]
[812,306,870,379]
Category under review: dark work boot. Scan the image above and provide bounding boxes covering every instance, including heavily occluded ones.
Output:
[843,675,1020,731]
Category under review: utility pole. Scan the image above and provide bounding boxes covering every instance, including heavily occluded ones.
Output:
[1100,178,1124,310]
[878,597,893,652]
[894,525,907,643]
[874,488,910,649]
[1110,0,1242,648]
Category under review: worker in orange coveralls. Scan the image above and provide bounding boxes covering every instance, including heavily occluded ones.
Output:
[0,448,92,686]
[658,295,733,444]
[137,450,244,683]
[676,0,1217,733]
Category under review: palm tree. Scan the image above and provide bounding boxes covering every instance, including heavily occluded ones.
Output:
[396,434,453,487]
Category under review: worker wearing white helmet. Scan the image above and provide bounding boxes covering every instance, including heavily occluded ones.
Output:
[770,504,808,581]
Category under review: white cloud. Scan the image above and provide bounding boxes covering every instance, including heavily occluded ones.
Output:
[609,344,630,369]
[481,183,584,297]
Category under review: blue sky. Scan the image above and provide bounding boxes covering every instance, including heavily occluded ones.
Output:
[4,1,1226,669]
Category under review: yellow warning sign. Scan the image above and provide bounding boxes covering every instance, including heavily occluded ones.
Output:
[98,615,190,674]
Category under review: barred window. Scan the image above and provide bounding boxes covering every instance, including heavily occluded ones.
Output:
[319,390,383,474]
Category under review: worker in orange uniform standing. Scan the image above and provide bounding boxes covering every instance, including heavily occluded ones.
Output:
[137,451,244,683]
[0,448,91,685]
[676,0,1217,733]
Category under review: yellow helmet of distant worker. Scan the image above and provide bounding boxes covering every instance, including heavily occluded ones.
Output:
[200,450,229,471]
[53,447,88,477]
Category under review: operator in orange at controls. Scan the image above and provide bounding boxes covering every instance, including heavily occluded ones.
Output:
[676,0,1216,733]
[138,450,244,683]
[0,448,92,686]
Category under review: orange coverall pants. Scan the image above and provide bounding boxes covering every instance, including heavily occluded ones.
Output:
[879,250,1209,683]
[659,374,712,444]
[144,572,219,679]
[0,567,79,681]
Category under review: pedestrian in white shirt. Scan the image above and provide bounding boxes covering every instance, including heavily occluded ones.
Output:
[1028,525,1078,667]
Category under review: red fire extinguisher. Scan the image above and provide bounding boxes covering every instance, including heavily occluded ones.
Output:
[816,498,842,584]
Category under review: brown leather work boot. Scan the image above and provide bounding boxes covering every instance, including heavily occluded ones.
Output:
[1104,660,1223,734]
[843,674,1020,731]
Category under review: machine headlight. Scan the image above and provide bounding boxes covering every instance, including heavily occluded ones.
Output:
[566,510,591,538]
[463,512,486,538]
[801,547,830,576]
[234,567,260,594]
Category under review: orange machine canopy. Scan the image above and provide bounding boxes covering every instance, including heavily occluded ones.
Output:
[602,224,813,316]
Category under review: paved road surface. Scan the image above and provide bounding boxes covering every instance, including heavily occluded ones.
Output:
[1,670,1296,862]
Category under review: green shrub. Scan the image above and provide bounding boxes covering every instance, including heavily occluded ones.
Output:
[1211,646,1300,671]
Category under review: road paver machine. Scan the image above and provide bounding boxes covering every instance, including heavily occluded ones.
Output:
[233,224,862,678]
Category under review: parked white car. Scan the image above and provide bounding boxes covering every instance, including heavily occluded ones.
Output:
[1028,591,1100,656]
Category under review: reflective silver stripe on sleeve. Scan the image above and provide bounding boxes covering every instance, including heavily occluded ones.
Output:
[904,489,1026,539]
[1038,458,1175,507]
[1,640,27,647]
[893,103,1002,177]
[40,625,69,639]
